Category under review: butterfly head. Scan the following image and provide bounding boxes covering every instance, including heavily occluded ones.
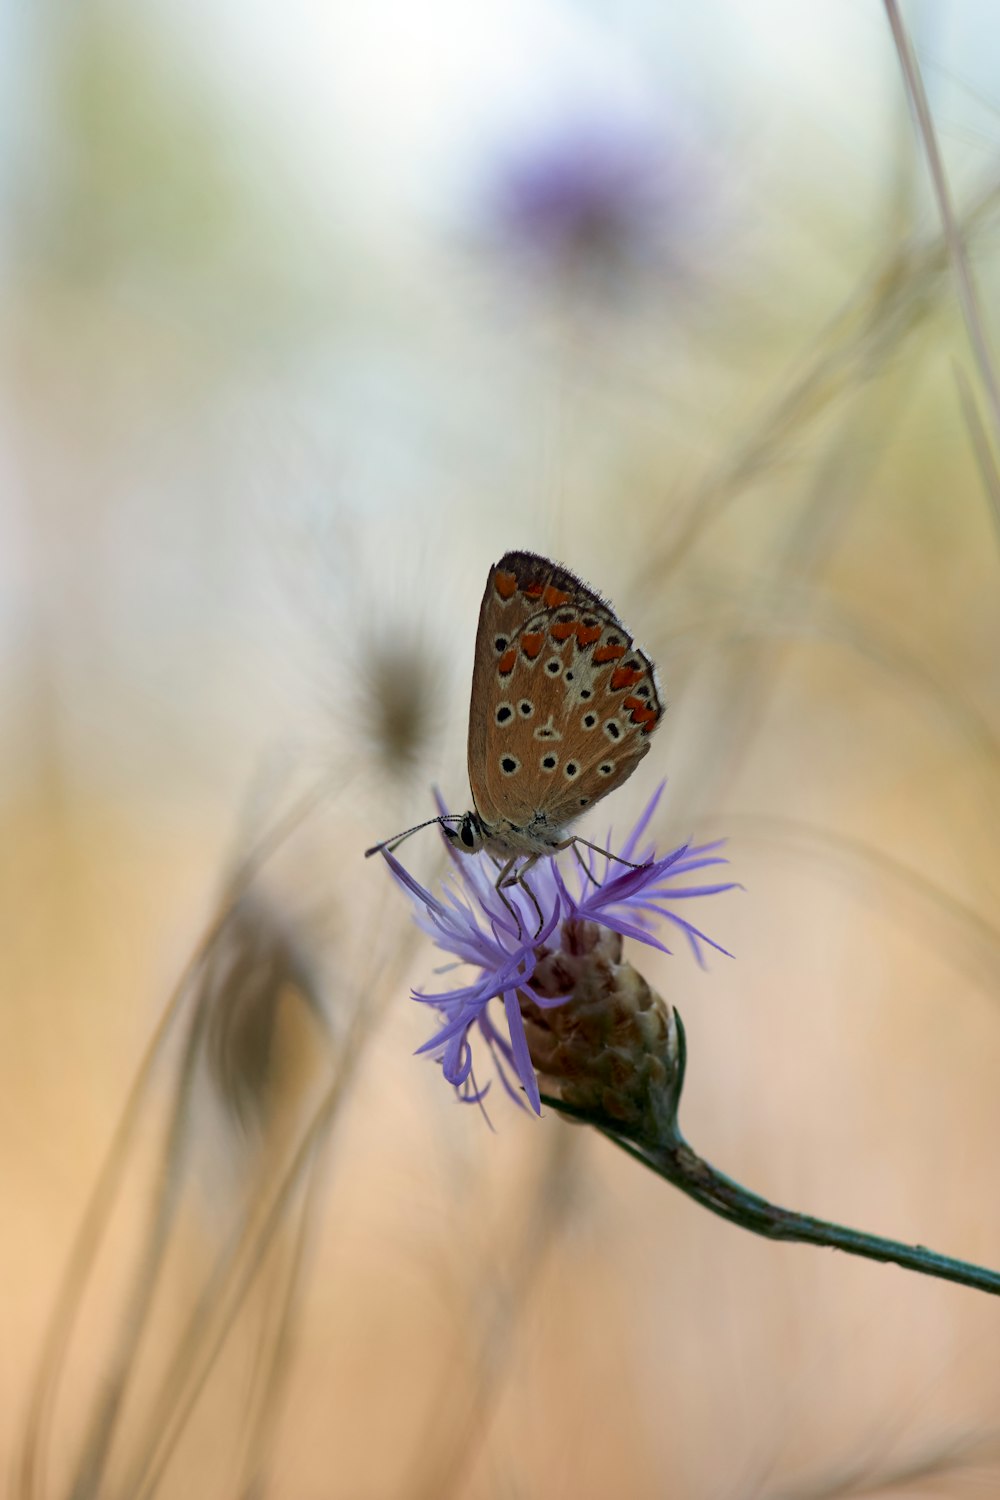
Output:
[441,810,487,856]
[365,810,485,860]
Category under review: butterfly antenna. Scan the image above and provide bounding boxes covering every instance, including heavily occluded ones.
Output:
[364,815,461,858]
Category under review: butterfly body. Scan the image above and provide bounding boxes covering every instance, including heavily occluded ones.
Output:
[443,806,570,862]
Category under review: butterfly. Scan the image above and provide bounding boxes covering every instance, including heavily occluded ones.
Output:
[366,550,664,928]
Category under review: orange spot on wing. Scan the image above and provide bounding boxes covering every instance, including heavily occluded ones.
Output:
[594,642,626,664]
[575,623,602,648]
[624,697,659,729]
[495,570,517,599]
[550,621,577,642]
[611,665,644,691]
[543,584,569,608]
[498,648,517,675]
[522,580,545,599]
[520,631,544,659]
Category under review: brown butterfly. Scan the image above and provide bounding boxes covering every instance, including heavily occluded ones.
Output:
[366,550,664,926]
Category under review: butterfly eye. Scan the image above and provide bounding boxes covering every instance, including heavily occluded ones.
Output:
[604,721,622,740]
[460,818,478,847]
[500,755,520,775]
[495,703,514,725]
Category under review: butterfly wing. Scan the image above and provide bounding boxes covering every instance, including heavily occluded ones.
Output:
[468,551,663,835]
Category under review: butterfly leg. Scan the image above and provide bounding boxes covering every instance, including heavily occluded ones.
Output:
[494,855,545,940]
[514,857,545,938]
[570,840,600,889]
[491,856,526,935]
[570,835,651,874]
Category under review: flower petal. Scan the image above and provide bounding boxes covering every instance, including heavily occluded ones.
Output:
[503,990,541,1114]
[618,779,667,862]
[380,780,735,1111]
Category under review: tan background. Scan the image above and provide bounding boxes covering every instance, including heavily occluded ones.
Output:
[5,2,1000,1496]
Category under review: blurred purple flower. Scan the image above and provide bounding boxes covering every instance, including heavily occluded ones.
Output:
[485,106,693,286]
[380,783,736,1114]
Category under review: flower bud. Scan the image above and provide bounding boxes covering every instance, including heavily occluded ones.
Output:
[520,918,682,1142]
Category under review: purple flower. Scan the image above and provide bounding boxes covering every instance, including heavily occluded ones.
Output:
[483,105,697,289]
[380,783,736,1115]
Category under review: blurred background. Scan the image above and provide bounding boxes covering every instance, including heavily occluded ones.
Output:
[6,1,1000,1496]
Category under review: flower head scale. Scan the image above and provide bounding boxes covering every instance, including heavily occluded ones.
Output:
[379,783,736,1115]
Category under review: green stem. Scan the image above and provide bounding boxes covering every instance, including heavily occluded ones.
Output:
[615,1126,1000,1297]
[539,1006,1000,1299]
